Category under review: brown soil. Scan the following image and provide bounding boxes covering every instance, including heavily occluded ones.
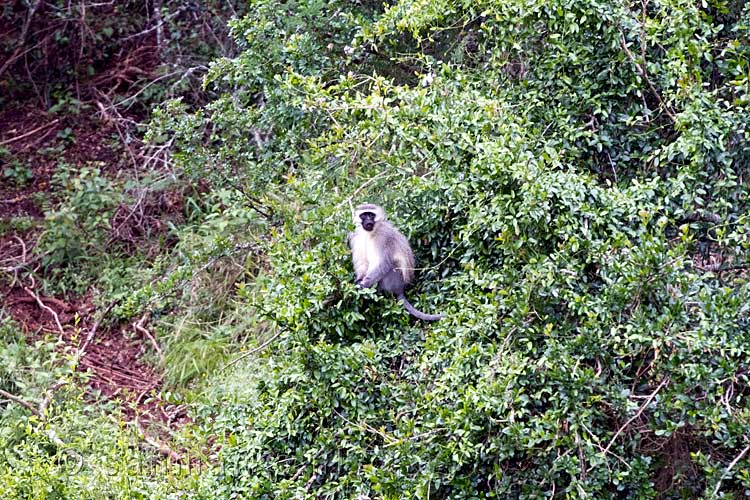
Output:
[1,2,234,464]
[2,284,189,446]
[1,101,186,455]
[0,103,125,213]
[2,286,187,418]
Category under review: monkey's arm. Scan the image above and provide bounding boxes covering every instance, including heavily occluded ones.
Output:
[357,257,394,289]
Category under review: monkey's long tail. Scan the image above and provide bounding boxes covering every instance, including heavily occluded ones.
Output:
[398,294,444,322]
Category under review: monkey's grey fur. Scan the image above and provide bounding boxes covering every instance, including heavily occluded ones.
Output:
[349,203,444,321]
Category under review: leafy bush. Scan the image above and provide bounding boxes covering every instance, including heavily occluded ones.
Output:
[5,0,749,498]
[148,0,750,498]
[36,164,122,293]
[0,146,32,187]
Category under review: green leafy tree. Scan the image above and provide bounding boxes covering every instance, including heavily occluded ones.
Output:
[155,0,750,497]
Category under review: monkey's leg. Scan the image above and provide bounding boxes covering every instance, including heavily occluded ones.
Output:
[377,269,406,295]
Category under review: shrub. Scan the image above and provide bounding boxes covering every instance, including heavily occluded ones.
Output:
[128,0,750,497]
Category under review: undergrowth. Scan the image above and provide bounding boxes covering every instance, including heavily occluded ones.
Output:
[2,0,750,499]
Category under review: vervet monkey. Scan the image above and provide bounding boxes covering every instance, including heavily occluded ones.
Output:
[349,203,444,321]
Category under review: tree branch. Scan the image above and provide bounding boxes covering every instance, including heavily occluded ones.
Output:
[0,388,39,416]
[604,377,670,455]
[619,33,676,123]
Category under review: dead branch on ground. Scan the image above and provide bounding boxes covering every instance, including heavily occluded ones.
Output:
[134,313,165,365]
[79,299,120,354]
[0,119,60,146]
[23,285,66,339]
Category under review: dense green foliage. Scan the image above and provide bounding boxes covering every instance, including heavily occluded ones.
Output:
[174,0,750,497]
[3,0,750,498]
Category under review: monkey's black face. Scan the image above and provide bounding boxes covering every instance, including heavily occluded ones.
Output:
[360,212,376,231]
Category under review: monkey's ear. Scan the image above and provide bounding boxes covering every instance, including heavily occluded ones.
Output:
[376,207,386,221]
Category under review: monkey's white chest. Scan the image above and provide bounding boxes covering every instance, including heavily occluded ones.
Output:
[364,237,381,272]
[351,231,382,280]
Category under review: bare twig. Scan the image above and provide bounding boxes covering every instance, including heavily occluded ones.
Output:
[619,34,676,123]
[0,388,39,415]
[121,2,185,43]
[134,313,165,365]
[695,262,750,273]
[0,235,31,282]
[134,417,182,461]
[327,170,398,223]
[0,0,42,79]
[108,69,184,109]
[0,119,59,146]
[154,0,164,53]
[133,388,182,461]
[39,380,68,417]
[678,211,722,225]
[220,173,273,220]
[23,286,65,338]
[711,443,750,498]
[79,299,119,354]
[0,378,67,419]
[603,377,670,455]
[13,235,28,263]
[332,408,398,445]
[167,65,208,96]
[0,195,30,204]
[1,378,88,468]
[304,464,324,492]
[222,329,284,370]
[140,139,174,172]
[94,93,140,170]
[106,185,152,244]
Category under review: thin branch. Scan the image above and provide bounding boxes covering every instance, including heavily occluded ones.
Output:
[0,119,59,146]
[0,235,30,281]
[603,377,670,455]
[332,408,398,445]
[133,313,165,365]
[111,69,186,109]
[121,4,186,42]
[13,235,28,263]
[619,34,676,123]
[134,417,182,461]
[222,329,284,370]
[678,211,722,225]
[711,443,750,498]
[327,170,398,223]
[154,0,164,51]
[304,464,324,492]
[79,299,119,354]
[168,65,208,95]
[696,262,750,273]
[0,388,39,415]
[133,388,182,461]
[221,174,273,220]
[39,380,67,417]
[0,0,42,79]
[94,93,140,170]
[23,286,65,338]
